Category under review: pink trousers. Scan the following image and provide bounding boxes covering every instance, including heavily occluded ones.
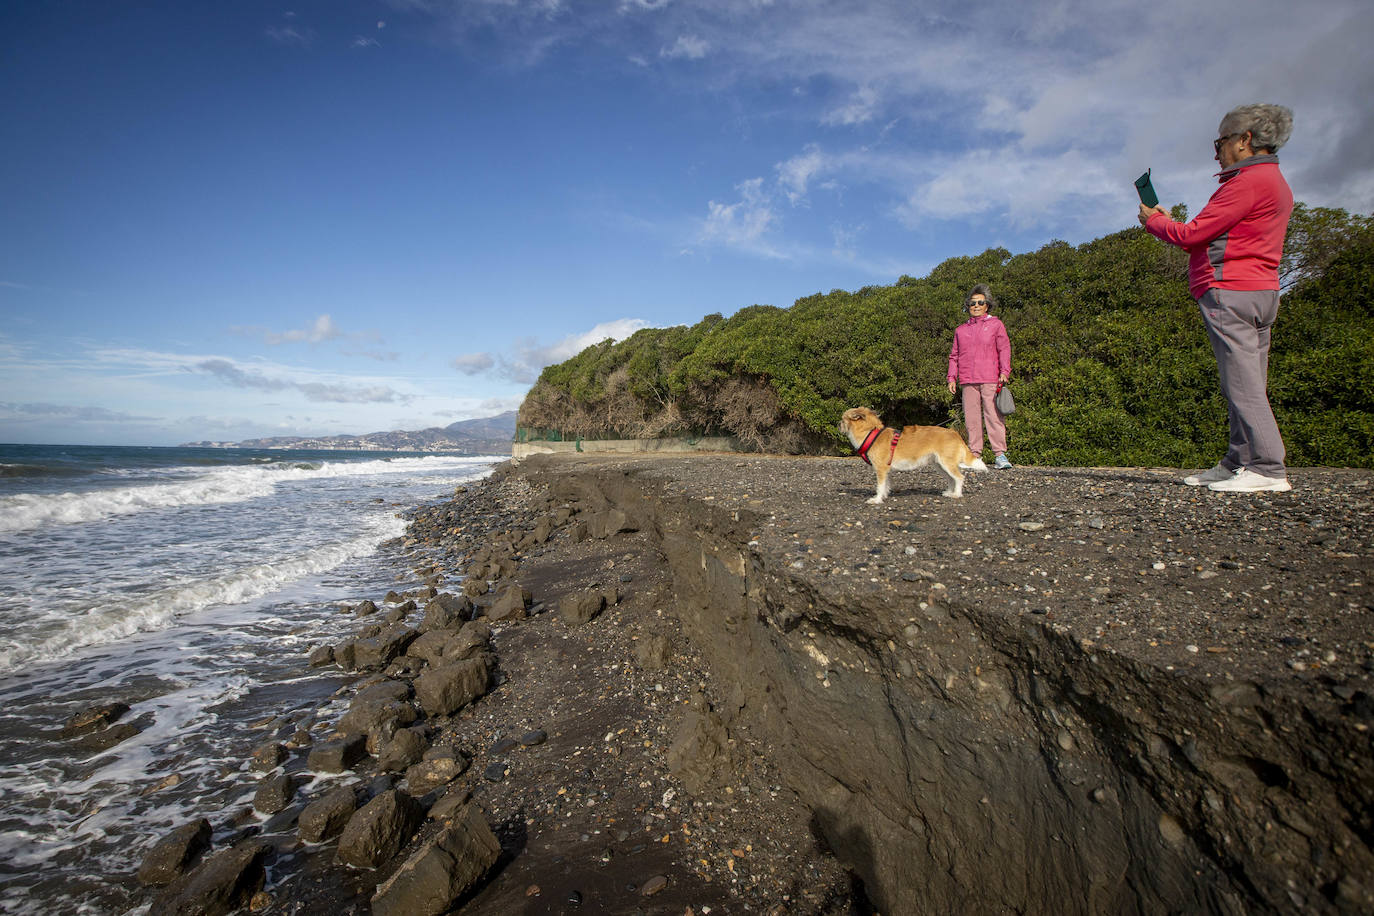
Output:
[961,382,1007,457]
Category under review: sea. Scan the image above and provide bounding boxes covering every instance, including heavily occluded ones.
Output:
[0,443,502,914]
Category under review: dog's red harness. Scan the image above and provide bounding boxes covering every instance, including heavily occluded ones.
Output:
[856,428,900,465]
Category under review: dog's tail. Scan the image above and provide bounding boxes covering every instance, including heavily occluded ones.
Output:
[957,443,987,472]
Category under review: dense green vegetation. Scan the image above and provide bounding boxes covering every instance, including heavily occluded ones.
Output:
[518,204,1374,467]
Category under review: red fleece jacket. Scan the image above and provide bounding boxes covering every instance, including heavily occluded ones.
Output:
[1144,155,1293,299]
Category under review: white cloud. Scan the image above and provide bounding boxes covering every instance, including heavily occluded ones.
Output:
[0,402,153,422]
[661,35,708,60]
[822,86,878,127]
[777,146,828,205]
[263,314,341,345]
[699,178,782,257]
[452,352,497,374]
[194,359,408,404]
[485,319,651,384]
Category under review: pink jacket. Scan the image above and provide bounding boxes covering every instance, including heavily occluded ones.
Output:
[1144,155,1292,299]
[948,314,1010,385]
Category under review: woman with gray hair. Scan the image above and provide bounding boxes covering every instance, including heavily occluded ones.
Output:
[1139,103,1295,493]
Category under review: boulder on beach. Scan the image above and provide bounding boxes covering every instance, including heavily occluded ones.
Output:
[419,593,472,633]
[337,681,417,737]
[153,840,272,916]
[352,599,379,618]
[370,802,502,916]
[487,583,531,622]
[352,623,418,671]
[299,784,358,844]
[307,734,368,774]
[377,726,429,773]
[414,653,493,717]
[253,773,300,815]
[136,818,212,886]
[560,591,605,626]
[336,789,424,869]
[59,702,130,738]
[404,750,471,795]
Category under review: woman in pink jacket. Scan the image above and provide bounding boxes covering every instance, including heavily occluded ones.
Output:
[947,284,1013,469]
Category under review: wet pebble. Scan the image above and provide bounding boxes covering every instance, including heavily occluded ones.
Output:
[519,729,548,746]
[483,762,509,782]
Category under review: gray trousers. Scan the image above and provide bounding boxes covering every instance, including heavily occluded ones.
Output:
[1198,288,1286,478]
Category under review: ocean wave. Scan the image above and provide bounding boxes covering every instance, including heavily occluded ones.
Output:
[0,514,408,671]
[0,463,88,479]
[0,455,491,534]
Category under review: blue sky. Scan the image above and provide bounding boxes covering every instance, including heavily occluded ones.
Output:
[3,0,1371,446]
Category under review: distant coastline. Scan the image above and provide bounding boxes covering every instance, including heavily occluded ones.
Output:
[180,410,517,455]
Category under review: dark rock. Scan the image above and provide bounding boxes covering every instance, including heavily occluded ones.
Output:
[353,623,418,671]
[518,729,548,747]
[641,874,668,896]
[253,773,300,815]
[338,682,417,737]
[73,721,143,753]
[404,753,471,795]
[370,802,502,916]
[249,742,288,772]
[489,736,518,755]
[666,694,730,794]
[153,840,271,916]
[308,644,335,667]
[420,593,472,633]
[333,640,358,670]
[634,634,672,671]
[307,734,369,773]
[136,818,212,886]
[488,583,532,622]
[298,785,357,843]
[414,654,493,717]
[353,599,380,618]
[482,762,508,782]
[60,702,130,737]
[378,727,430,773]
[336,789,424,869]
[560,591,605,626]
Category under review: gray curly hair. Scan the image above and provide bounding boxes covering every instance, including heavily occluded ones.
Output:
[964,283,997,311]
[1220,103,1293,153]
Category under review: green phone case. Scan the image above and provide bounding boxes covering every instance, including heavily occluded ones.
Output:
[1135,169,1159,208]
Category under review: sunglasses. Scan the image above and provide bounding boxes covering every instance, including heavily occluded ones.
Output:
[1214,132,1242,154]
[968,300,989,307]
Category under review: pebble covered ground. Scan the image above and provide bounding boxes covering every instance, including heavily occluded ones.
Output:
[258,454,1372,915]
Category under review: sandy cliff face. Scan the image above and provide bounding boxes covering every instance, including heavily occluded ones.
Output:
[524,454,1374,916]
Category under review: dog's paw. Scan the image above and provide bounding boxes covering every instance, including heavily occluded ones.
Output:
[942,489,962,498]
[866,496,883,505]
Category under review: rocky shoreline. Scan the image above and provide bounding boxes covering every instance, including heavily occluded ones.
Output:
[75,454,1373,914]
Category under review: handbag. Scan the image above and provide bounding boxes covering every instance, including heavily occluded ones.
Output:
[995,384,1015,415]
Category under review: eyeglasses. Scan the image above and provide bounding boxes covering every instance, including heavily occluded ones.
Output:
[1214,133,1241,154]
[968,299,989,307]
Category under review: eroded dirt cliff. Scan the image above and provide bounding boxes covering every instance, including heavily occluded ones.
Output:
[521,453,1374,915]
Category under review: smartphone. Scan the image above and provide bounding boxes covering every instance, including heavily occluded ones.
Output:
[1135,169,1159,208]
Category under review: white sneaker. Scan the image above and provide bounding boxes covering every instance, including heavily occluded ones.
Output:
[1208,469,1292,493]
[1184,463,1235,486]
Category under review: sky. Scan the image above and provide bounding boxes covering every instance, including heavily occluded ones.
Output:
[2,0,1371,446]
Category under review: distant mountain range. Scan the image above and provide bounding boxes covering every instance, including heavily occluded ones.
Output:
[182,411,517,455]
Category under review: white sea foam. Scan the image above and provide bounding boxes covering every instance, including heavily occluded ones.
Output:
[0,454,490,534]
[0,513,408,670]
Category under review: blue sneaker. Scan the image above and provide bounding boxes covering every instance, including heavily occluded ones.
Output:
[994,453,1013,470]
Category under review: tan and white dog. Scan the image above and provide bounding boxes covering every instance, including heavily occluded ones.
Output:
[839,407,987,502]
